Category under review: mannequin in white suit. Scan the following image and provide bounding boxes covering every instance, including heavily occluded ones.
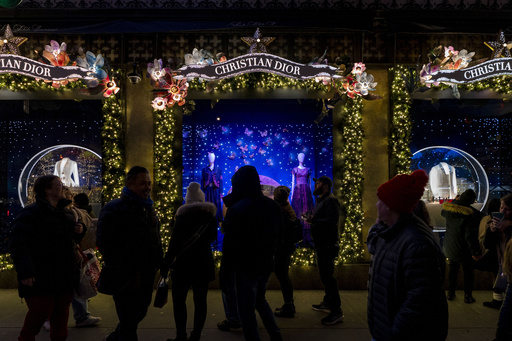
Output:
[54,157,80,187]
[429,162,457,199]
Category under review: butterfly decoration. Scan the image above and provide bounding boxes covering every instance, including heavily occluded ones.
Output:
[199,129,208,138]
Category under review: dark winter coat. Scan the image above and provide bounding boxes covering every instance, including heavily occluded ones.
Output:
[221,166,281,276]
[97,192,162,274]
[367,213,448,341]
[164,201,217,282]
[9,197,85,298]
[310,192,340,246]
[441,201,482,263]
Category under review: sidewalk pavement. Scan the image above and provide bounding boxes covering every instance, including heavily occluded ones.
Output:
[0,289,500,341]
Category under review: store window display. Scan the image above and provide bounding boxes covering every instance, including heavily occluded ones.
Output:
[429,162,457,199]
[291,153,314,244]
[54,157,80,187]
[201,152,224,223]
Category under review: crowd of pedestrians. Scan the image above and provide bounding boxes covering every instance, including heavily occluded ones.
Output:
[6,166,512,341]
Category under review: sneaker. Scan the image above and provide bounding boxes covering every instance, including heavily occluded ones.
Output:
[483,299,503,309]
[321,312,344,325]
[312,301,330,313]
[75,316,102,327]
[43,320,50,331]
[216,319,241,331]
[274,303,296,318]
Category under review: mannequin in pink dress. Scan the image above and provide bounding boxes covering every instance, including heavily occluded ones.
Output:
[291,153,314,244]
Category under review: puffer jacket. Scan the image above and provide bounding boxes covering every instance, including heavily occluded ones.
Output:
[367,213,448,341]
[9,197,84,298]
[441,200,482,263]
[164,201,217,281]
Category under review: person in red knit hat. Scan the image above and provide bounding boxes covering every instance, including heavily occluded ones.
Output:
[367,170,448,341]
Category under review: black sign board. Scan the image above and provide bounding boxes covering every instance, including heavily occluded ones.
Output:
[0,54,92,81]
[427,58,512,84]
[174,53,342,81]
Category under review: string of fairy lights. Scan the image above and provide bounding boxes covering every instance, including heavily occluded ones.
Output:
[336,96,365,263]
[101,95,125,204]
[390,65,413,174]
[153,106,179,250]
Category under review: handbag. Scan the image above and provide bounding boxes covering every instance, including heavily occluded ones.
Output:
[153,276,169,308]
[77,247,101,299]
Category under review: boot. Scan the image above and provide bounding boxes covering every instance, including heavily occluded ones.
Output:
[274,301,296,318]
[189,331,201,341]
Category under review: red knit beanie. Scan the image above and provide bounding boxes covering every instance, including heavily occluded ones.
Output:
[377,170,429,213]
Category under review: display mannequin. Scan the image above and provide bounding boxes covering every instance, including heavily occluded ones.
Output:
[201,152,223,222]
[54,157,80,187]
[291,153,314,244]
[429,162,458,199]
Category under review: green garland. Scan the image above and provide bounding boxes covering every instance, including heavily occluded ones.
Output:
[390,65,413,174]
[153,106,180,249]
[337,96,365,263]
[101,95,125,204]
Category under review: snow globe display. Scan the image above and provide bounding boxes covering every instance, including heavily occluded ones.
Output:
[18,145,102,210]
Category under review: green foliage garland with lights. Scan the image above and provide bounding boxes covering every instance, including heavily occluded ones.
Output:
[153,106,180,249]
[336,96,365,263]
[390,65,413,174]
[101,95,125,204]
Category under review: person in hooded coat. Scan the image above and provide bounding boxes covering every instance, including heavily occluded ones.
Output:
[161,182,217,341]
[441,189,482,303]
[220,165,283,341]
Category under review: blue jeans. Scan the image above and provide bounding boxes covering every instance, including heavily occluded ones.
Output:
[71,292,90,323]
[235,271,281,341]
[496,282,512,340]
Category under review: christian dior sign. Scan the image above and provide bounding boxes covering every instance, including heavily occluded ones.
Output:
[175,53,342,81]
[426,58,512,84]
[0,54,91,81]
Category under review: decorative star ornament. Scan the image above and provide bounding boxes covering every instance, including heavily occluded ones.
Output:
[0,24,28,55]
[241,28,275,54]
[485,30,512,59]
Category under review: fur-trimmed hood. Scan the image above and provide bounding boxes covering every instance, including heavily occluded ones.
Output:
[442,201,475,216]
[176,201,217,217]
